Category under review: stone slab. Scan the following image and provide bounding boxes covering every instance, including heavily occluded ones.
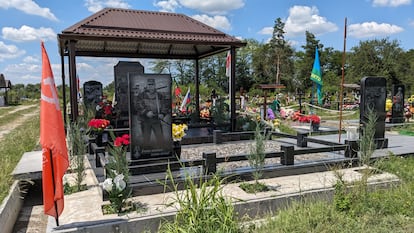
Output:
[0,180,24,233]
[12,150,42,180]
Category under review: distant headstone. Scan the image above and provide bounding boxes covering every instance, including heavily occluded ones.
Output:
[360,77,388,148]
[83,81,103,110]
[128,72,172,159]
[114,61,145,127]
[391,84,405,123]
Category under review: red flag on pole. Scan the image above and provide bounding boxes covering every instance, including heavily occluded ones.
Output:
[40,42,69,221]
[174,86,181,96]
[225,50,231,77]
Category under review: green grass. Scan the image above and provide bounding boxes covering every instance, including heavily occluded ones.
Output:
[396,123,414,136]
[246,156,414,233]
[0,112,40,202]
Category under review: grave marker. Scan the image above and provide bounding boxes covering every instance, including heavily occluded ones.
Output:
[114,61,145,127]
[359,77,388,148]
[128,72,172,159]
[83,80,103,111]
[391,84,405,123]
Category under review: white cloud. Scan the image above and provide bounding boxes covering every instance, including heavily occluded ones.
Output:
[348,21,404,38]
[84,0,131,13]
[258,27,273,35]
[154,0,180,12]
[23,55,39,63]
[191,14,231,31]
[0,41,25,61]
[284,5,338,37]
[179,0,244,15]
[0,0,58,21]
[2,62,40,84]
[372,0,411,7]
[2,25,56,42]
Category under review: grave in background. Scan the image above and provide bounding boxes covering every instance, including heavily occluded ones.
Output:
[83,80,103,113]
[114,61,145,128]
[391,84,405,123]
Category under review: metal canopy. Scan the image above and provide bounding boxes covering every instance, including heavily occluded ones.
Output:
[58,8,245,130]
[58,8,245,59]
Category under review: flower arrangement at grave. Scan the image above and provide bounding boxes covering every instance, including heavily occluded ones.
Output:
[200,107,210,118]
[386,99,393,112]
[408,95,414,113]
[408,95,414,105]
[96,96,117,121]
[298,114,321,131]
[172,123,188,142]
[268,118,281,131]
[102,134,133,214]
[87,118,110,133]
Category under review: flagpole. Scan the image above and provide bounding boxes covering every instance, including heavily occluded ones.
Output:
[49,149,60,226]
[338,17,347,143]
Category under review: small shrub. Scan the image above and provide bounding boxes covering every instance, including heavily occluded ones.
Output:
[159,166,240,233]
[239,182,269,193]
[359,107,377,166]
[67,121,87,193]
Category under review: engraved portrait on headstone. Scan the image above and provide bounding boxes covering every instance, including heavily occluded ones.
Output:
[391,84,405,123]
[114,62,145,126]
[360,77,387,146]
[128,73,172,159]
[83,81,103,110]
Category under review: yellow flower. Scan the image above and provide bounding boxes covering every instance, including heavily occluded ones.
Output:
[385,99,392,112]
[172,123,188,141]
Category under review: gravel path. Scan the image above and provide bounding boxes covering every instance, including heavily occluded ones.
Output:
[0,104,39,141]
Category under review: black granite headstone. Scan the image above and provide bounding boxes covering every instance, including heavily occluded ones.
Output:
[114,61,145,128]
[391,84,405,123]
[359,77,387,148]
[83,80,103,111]
[128,72,172,159]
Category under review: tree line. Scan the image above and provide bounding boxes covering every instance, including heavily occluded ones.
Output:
[7,18,414,104]
[150,18,414,100]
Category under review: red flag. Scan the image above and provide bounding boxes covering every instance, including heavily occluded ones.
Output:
[40,42,69,219]
[174,86,181,96]
[225,50,231,77]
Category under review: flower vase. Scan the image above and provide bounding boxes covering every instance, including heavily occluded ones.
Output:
[311,123,320,132]
[173,141,181,159]
[95,133,104,147]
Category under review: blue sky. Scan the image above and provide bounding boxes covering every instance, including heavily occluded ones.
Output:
[1,0,413,86]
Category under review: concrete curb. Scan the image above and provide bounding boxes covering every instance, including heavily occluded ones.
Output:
[0,180,25,233]
[49,176,400,233]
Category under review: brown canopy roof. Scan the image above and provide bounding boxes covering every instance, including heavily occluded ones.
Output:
[58,8,246,59]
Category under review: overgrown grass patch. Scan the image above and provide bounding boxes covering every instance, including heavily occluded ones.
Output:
[0,113,40,202]
[248,156,414,233]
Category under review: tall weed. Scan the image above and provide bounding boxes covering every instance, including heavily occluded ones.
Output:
[159,166,240,233]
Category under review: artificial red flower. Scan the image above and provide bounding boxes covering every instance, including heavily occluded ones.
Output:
[114,134,130,147]
[88,118,110,131]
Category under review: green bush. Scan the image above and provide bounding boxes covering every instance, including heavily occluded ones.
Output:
[159,167,241,233]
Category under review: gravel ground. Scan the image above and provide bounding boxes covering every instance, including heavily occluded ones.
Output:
[180,140,330,171]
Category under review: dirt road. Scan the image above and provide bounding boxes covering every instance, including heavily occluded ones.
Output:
[0,104,39,141]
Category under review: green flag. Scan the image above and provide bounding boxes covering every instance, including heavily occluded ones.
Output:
[310,47,323,105]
